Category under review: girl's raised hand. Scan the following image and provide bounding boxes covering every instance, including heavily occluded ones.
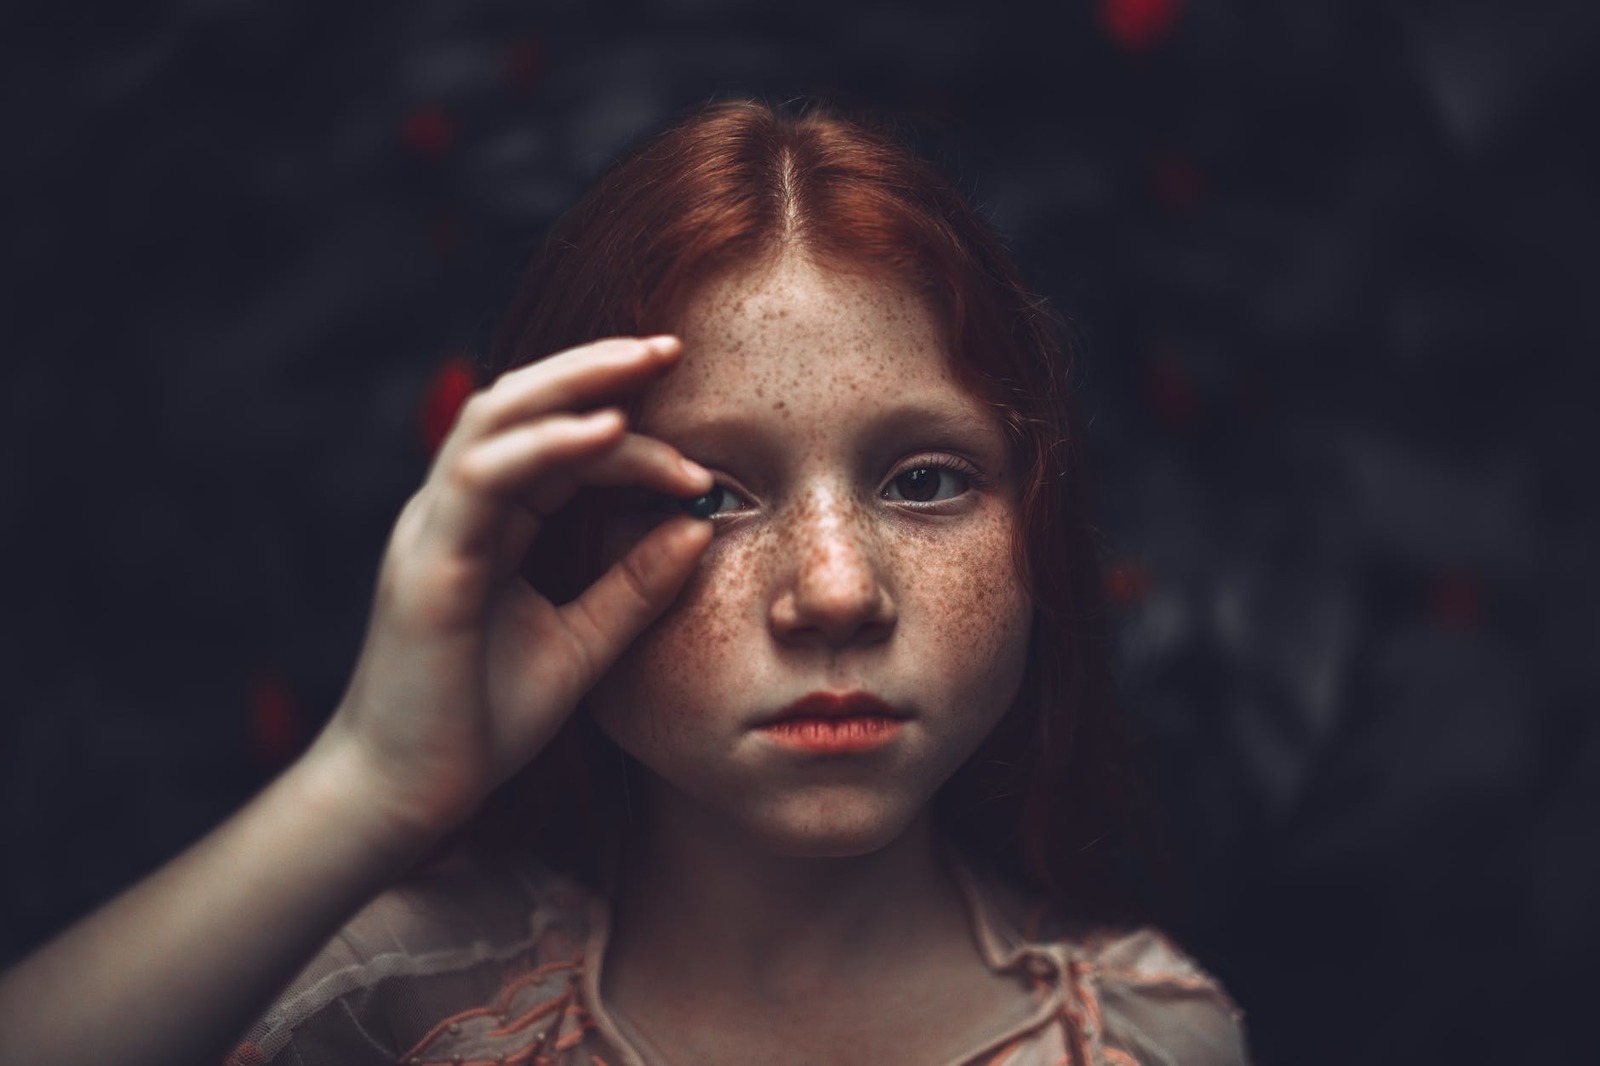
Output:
[318,335,712,846]
[0,337,711,1066]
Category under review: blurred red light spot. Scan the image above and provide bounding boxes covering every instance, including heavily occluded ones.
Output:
[1144,357,1200,429]
[249,672,301,767]
[1430,571,1483,630]
[420,354,479,454]
[431,216,463,259]
[401,104,456,158]
[1106,560,1152,605]
[507,35,545,93]
[1154,154,1204,209]
[1100,0,1182,52]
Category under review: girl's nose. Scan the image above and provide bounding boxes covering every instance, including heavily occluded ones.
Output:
[768,495,897,648]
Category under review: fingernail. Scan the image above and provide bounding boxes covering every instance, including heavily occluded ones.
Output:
[643,335,680,355]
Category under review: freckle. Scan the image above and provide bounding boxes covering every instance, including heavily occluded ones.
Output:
[772,400,785,410]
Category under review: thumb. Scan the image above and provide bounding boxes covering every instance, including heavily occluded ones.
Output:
[559,516,713,688]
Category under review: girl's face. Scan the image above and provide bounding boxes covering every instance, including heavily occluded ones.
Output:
[586,252,1033,857]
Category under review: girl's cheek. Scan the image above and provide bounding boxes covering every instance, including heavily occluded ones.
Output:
[614,526,773,721]
[895,504,1030,648]
[970,520,1031,647]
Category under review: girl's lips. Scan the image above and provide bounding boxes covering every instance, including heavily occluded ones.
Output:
[756,715,906,754]
[754,691,906,729]
[751,692,911,753]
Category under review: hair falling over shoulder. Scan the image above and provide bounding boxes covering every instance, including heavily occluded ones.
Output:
[470,97,1164,928]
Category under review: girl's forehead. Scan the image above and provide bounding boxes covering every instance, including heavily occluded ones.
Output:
[684,253,928,332]
[627,251,1018,486]
[639,253,974,421]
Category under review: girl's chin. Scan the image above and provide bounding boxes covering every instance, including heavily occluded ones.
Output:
[635,767,938,861]
[733,799,928,860]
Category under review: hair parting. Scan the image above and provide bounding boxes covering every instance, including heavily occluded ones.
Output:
[472,97,1164,927]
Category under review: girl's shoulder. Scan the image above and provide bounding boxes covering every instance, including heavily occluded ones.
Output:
[956,856,1251,1066]
[1057,926,1250,1066]
[225,846,598,1066]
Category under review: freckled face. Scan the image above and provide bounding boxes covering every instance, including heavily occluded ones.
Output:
[585,253,1033,857]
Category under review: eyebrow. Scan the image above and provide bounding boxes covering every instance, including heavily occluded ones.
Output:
[655,402,1009,464]
[861,403,1008,451]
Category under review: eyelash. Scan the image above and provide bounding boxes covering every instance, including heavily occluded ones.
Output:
[671,455,986,519]
[881,455,986,506]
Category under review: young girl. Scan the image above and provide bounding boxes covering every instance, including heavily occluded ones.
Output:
[0,100,1248,1066]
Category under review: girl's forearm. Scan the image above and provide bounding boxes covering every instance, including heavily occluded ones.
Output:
[0,736,433,1066]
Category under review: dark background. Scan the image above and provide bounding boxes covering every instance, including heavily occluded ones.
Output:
[3,2,1597,1063]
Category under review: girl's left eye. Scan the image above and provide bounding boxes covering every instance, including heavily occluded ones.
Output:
[881,463,972,504]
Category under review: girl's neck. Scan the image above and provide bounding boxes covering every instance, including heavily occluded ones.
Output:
[603,797,970,1004]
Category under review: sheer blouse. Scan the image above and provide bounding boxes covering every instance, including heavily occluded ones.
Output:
[226,848,1249,1066]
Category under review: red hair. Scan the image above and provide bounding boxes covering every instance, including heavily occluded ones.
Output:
[477,99,1150,925]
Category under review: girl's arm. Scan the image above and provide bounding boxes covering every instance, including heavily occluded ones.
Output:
[0,335,713,1066]
[0,734,427,1066]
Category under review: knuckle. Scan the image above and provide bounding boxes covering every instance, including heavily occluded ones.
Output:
[447,448,496,492]
[389,553,481,629]
[391,491,428,545]
[380,494,433,580]
[616,546,660,613]
[456,389,498,430]
[556,617,603,689]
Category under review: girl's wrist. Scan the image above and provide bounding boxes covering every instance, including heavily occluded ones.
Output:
[292,728,465,876]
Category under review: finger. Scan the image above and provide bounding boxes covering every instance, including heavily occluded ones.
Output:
[419,409,626,560]
[559,516,714,689]
[461,427,712,515]
[452,335,682,446]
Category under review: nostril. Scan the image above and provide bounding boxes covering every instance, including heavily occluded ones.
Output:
[768,503,896,644]
[772,557,896,646]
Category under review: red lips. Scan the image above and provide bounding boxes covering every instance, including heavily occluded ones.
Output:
[754,692,910,755]
[759,691,906,727]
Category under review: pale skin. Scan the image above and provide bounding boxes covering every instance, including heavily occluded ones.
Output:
[0,335,717,1066]
[0,252,1037,1066]
[595,253,1037,1064]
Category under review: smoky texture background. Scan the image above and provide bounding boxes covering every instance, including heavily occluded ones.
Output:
[2,2,1597,1063]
